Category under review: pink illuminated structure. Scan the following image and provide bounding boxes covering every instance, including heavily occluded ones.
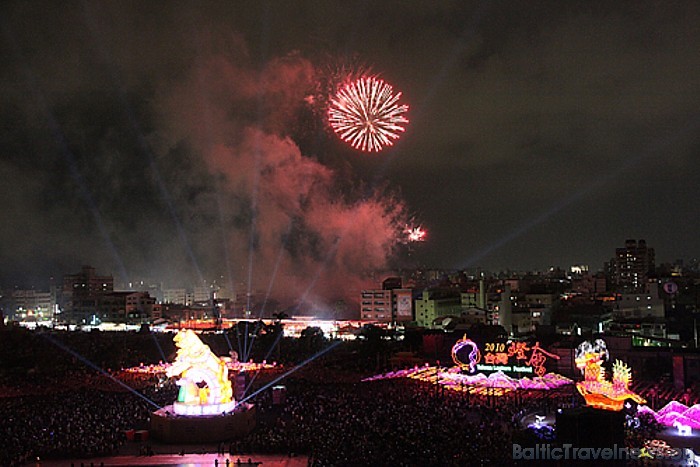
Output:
[365,337,572,395]
[638,401,700,430]
[363,366,572,394]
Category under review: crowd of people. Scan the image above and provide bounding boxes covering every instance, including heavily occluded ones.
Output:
[0,324,693,466]
[236,378,523,465]
[0,389,151,466]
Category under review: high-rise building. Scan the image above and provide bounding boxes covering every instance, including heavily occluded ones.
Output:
[61,266,114,323]
[360,289,392,322]
[360,277,414,324]
[10,289,55,321]
[611,239,655,292]
[163,288,187,305]
[97,291,156,323]
[62,265,113,296]
[193,286,211,304]
[414,288,462,328]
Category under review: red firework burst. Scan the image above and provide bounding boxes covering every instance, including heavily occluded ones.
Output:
[328,76,409,152]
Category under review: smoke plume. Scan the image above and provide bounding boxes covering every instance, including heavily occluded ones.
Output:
[155,49,407,316]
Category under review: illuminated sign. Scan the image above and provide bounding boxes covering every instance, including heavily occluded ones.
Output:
[663,282,678,295]
[451,335,559,377]
[396,292,412,317]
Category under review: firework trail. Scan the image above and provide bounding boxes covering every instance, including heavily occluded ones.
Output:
[328,76,409,152]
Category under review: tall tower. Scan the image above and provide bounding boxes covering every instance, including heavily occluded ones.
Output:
[612,239,655,292]
[498,284,512,335]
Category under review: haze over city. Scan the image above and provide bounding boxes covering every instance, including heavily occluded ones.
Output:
[2,1,700,310]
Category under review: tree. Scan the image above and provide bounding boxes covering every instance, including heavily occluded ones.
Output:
[272,311,289,322]
[266,312,289,362]
[359,324,388,369]
[300,326,325,352]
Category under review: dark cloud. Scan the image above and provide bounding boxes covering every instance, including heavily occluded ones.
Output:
[1,1,700,303]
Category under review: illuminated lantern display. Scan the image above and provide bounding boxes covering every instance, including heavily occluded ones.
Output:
[574,339,645,411]
[166,329,236,416]
[365,336,572,395]
[638,401,700,430]
[451,335,560,377]
[643,440,683,460]
[451,335,481,373]
[674,421,692,436]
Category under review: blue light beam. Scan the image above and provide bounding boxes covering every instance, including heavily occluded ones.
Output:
[40,333,162,410]
[238,340,342,405]
[243,220,294,362]
[241,329,285,398]
[1,20,129,285]
[151,333,167,362]
[457,114,700,269]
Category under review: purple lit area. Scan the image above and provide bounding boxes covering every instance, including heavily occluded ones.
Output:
[364,366,572,392]
[364,338,573,394]
[639,402,700,431]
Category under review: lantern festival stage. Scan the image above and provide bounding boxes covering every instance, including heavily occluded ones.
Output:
[149,330,256,443]
[363,335,573,396]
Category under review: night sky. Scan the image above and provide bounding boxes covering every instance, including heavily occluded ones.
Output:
[2,1,700,309]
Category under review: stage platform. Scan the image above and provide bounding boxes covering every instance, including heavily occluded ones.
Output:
[150,404,256,444]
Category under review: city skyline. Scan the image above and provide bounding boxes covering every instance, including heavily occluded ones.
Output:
[2,2,700,305]
[1,241,693,294]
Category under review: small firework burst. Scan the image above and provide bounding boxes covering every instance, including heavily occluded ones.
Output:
[403,225,427,243]
[328,76,409,152]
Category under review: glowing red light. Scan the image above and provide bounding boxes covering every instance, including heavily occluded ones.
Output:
[328,76,409,152]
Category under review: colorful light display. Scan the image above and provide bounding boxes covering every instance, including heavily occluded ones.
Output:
[638,401,700,430]
[363,365,572,393]
[166,329,236,416]
[328,76,409,152]
[674,421,692,436]
[451,335,480,373]
[574,339,645,411]
[643,439,685,460]
[123,359,277,376]
[365,337,572,395]
[451,335,560,377]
